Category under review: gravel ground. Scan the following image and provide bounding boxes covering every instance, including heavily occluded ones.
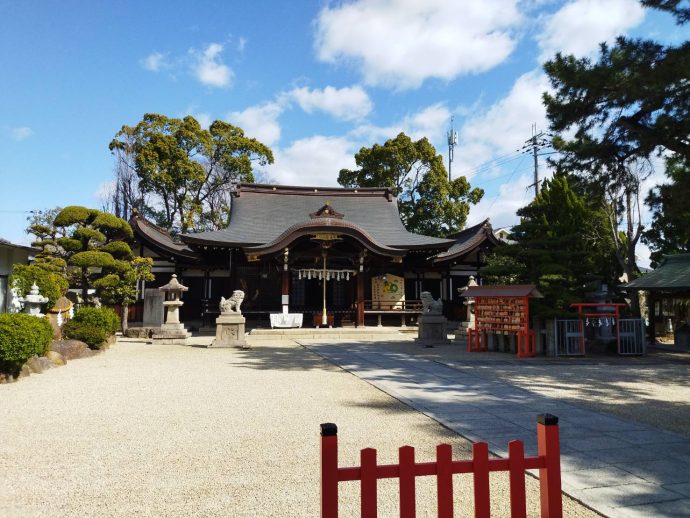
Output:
[381,341,690,437]
[0,338,596,517]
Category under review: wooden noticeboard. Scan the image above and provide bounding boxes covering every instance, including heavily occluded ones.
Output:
[461,285,541,358]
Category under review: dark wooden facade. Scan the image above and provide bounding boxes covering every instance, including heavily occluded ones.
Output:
[130,184,501,328]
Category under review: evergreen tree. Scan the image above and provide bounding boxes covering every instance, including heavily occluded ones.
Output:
[644,155,690,265]
[482,173,617,317]
[338,132,483,236]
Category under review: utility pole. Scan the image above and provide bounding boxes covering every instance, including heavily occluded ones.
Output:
[523,124,550,198]
[447,116,457,182]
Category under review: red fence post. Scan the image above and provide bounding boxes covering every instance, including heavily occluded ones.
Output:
[537,414,562,518]
[361,447,378,518]
[399,446,416,518]
[436,444,454,518]
[472,442,490,518]
[321,423,339,518]
[508,440,527,518]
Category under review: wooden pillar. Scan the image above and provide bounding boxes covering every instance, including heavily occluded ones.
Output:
[356,272,364,327]
[648,291,656,343]
[282,269,290,312]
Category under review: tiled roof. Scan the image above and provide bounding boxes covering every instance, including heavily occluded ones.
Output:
[432,219,500,263]
[182,184,453,250]
[623,254,690,290]
[129,213,199,261]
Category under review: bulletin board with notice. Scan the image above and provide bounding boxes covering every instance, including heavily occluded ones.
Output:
[371,274,405,309]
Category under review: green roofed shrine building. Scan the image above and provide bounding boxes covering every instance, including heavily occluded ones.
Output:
[129,184,501,328]
[623,253,690,344]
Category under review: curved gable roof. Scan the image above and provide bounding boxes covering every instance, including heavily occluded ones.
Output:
[182,184,453,250]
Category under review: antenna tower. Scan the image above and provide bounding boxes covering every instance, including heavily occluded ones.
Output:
[447,116,458,182]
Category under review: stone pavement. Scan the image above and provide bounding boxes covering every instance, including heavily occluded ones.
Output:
[304,341,690,518]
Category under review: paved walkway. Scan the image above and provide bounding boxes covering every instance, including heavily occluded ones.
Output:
[304,341,690,518]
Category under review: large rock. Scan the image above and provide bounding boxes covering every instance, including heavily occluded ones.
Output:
[50,339,96,360]
[46,350,66,366]
[25,356,52,374]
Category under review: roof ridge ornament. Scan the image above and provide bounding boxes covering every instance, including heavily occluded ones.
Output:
[310,201,344,219]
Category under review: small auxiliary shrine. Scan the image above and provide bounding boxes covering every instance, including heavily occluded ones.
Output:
[462,284,542,358]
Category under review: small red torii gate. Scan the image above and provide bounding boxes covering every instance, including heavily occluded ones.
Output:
[569,303,626,355]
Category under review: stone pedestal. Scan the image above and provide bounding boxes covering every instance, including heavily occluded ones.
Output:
[455,322,473,347]
[416,314,450,345]
[209,314,247,348]
[151,322,191,345]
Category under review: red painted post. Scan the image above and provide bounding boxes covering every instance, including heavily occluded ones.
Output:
[508,440,527,518]
[537,414,562,518]
[361,448,378,518]
[472,442,490,518]
[399,445,416,518]
[321,423,339,518]
[436,444,454,518]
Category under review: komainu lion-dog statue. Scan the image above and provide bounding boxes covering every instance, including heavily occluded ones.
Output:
[219,290,245,314]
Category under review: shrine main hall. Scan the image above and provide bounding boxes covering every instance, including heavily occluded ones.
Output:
[130,183,500,328]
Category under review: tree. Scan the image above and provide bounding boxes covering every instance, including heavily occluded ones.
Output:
[541,0,689,289]
[94,256,154,333]
[644,155,690,265]
[109,114,274,233]
[338,132,483,236]
[35,206,134,303]
[481,173,618,317]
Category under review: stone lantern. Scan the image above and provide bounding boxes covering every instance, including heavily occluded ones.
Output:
[18,283,49,317]
[151,274,191,344]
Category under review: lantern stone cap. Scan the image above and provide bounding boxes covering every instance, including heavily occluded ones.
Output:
[159,274,189,292]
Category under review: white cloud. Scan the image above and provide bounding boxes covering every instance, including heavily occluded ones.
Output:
[10,127,33,141]
[227,101,285,146]
[315,0,522,89]
[455,70,552,180]
[537,0,645,60]
[289,85,373,121]
[467,173,534,229]
[263,136,356,186]
[140,51,168,72]
[352,103,451,144]
[237,37,247,53]
[193,43,233,88]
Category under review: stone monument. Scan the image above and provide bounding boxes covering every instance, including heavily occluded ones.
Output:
[151,274,191,345]
[18,283,49,317]
[416,291,449,345]
[455,276,478,347]
[209,290,247,348]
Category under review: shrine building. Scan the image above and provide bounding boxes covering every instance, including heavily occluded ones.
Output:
[130,184,500,328]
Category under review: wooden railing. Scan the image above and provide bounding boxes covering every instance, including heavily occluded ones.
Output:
[321,414,562,518]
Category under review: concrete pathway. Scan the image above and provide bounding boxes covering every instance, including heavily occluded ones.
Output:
[304,341,690,518]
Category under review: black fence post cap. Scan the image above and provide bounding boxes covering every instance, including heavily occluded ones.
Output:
[537,413,559,426]
[321,423,338,436]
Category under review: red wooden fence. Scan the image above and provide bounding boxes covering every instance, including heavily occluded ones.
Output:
[321,414,562,518]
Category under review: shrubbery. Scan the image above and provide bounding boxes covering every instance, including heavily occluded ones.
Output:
[71,307,119,335]
[62,321,108,349]
[9,264,68,309]
[63,306,119,349]
[0,314,53,371]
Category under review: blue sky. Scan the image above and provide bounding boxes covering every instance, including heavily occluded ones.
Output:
[0,0,683,265]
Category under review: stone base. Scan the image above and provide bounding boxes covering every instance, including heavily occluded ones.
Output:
[209,314,247,348]
[416,314,450,345]
[151,327,191,345]
[455,325,469,347]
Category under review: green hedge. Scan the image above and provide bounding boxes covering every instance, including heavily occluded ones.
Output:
[63,321,108,349]
[0,314,53,371]
[71,306,119,335]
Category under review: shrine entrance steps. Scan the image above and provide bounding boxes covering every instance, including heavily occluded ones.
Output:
[248,326,417,341]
